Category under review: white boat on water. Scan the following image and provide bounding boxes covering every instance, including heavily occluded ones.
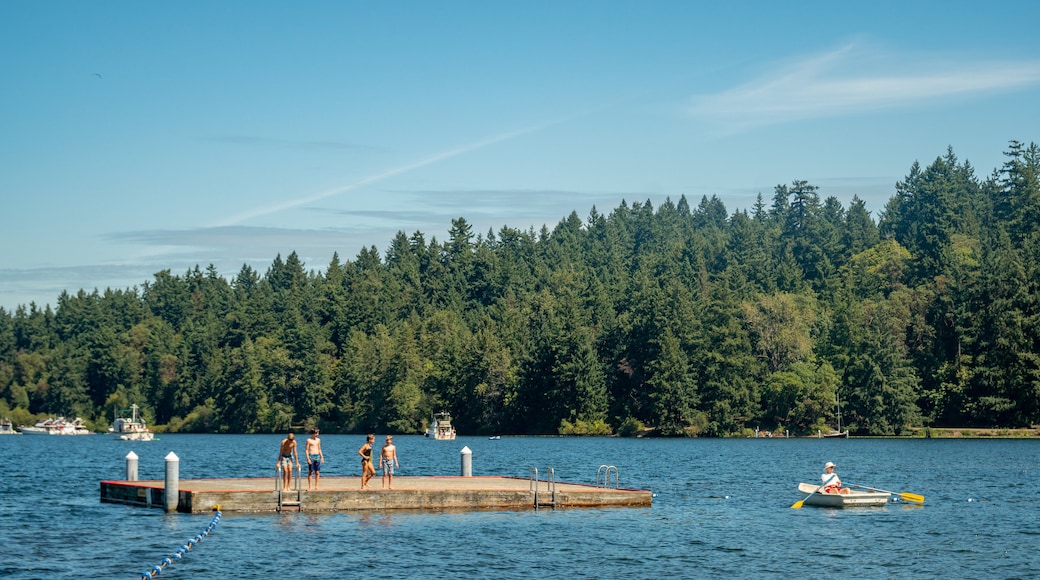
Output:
[796,483,890,507]
[19,417,92,435]
[822,392,849,438]
[425,411,456,440]
[109,404,154,441]
[0,418,19,435]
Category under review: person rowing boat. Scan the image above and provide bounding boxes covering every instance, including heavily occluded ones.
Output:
[821,461,850,494]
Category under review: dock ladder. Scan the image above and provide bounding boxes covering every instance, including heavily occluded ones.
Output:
[276,464,303,512]
[596,465,619,489]
[529,466,557,509]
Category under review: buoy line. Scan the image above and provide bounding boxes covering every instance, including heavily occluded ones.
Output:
[140,506,222,579]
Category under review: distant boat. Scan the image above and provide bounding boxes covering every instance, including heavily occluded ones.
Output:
[425,411,456,440]
[109,404,154,441]
[19,417,92,435]
[488,435,501,440]
[823,392,849,438]
[0,418,19,435]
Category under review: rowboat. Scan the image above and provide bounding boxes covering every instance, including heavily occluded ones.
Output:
[796,483,890,507]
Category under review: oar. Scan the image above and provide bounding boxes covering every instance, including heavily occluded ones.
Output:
[846,483,924,504]
[790,486,818,509]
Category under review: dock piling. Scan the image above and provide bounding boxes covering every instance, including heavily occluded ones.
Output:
[164,451,179,512]
[460,446,472,476]
[126,451,138,481]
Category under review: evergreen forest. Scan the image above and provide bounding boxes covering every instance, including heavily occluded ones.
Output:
[2,142,1039,437]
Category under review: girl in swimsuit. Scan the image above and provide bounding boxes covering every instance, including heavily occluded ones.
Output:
[358,434,376,489]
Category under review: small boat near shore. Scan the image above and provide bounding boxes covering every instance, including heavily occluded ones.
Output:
[0,418,19,435]
[19,417,92,435]
[425,411,456,440]
[796,483,890,507]
[821,391,849,438]
[109,404,154,441]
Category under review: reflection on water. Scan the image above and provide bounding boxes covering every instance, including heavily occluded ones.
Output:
[0,434,1037,579]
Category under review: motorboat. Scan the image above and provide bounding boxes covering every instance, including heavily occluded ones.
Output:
[796,483,890,507]
[425,411,456,440]
[19,416,92,435]
[0,418,19,435]
[109,404,155,441]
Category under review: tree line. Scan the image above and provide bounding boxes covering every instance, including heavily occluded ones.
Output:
[2,142,1039,436]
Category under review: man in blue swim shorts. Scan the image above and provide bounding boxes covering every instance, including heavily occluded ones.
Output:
[305,428,325,490]
[276,432,299,491]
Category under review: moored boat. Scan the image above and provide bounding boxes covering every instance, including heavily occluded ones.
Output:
[0,418,19,435]
[821,391,849,438]
[796,482,890,507]
[19,417,92,435]
[109,404,154,441]
[425,411,456,440]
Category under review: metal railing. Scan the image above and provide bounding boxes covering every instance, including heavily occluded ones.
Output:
[276,464,302,512]
[529,466,556,509]
[596,465,619,489]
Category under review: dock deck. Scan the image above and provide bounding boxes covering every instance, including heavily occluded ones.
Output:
[100,475,652,513]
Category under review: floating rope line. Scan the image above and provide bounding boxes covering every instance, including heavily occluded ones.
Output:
[140,506,222,579]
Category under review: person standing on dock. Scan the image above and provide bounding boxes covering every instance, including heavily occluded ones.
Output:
[277,432,299,491]
[380,435,399,489]
[306,429,325,490]
[358,434,376,489]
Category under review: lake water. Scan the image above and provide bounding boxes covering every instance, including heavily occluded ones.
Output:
[1,434,1037,579]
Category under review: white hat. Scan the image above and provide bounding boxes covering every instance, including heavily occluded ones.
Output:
[824,461,835,469]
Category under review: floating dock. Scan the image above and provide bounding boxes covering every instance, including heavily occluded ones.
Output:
[100,475,652,513]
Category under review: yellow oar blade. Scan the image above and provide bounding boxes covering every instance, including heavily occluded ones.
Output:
[899,492,924,503]
[791,500,804,509]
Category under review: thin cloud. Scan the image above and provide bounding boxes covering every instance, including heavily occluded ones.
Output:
[688,42,1040,132]
[216,120,565,227]
[202,135,368,151]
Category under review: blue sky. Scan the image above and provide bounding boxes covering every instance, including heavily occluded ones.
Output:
[3,1,1039,311]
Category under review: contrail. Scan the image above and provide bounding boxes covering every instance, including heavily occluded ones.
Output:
[217,120,562,227]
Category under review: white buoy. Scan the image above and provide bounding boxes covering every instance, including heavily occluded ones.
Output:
[164,451,180,512]
[460,446,472,477]
[126,451,139,481]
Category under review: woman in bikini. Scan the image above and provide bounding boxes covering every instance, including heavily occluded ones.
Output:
[358,434,376,489]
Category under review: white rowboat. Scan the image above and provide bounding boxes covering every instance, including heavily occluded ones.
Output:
[797,482,890,507]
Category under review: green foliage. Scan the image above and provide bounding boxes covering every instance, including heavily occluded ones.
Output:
[616,416,646,437]
[2,142,1040,433]
[558,418,613,436]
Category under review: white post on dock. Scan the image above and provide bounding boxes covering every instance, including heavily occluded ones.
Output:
[126,451,138,481]
[460,446,472,477]
[164,451,179,512]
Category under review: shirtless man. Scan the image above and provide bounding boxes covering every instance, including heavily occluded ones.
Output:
[276,432,299,491]
[358,434,376,489]
[305,429,325,490]
[380,435,399,490]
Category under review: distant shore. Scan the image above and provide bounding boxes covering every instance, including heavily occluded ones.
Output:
[908,427,1040,438]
